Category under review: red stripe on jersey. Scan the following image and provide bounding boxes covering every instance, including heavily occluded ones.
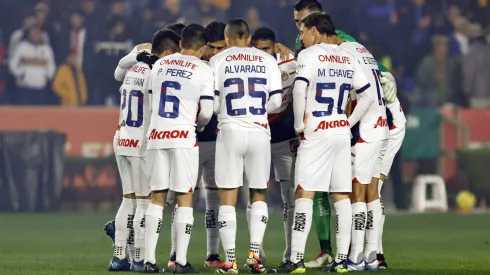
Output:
[352,177,360,183]
[289,71,296,75]
[278,58,295,66]
[268,102,292,122]
[194,141,199,147]
[188,187,193,193]
[390,125,397,130]
[296,184,303,190]
[357,137,366,143]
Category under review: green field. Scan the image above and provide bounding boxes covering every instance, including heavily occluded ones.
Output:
[1,212,489,275]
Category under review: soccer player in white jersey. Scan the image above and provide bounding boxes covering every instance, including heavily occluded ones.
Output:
[143,24,214,274]
[210,19,283,274]
[273,12,371,274]
[108,29,182,273]
[251,27,297,266]
[333,26,390,274]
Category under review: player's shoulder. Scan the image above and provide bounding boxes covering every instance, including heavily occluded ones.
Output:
[339,41,370,55]
[297,44,324,60]
[209,48,233,64]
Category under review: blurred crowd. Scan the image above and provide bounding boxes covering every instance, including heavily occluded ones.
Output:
[1,0,490,108]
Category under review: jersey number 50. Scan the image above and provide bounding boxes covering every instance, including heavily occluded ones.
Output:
[121,89,144,127]
[224,77,267,116]
[313,82,351,117]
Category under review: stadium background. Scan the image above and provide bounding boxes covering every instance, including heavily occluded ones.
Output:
[0,1,489,274]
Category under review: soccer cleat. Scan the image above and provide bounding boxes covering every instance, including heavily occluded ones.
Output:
[270,260,305,273]
[174,262,200,274]
[326,260,349,273]
[143,262,168,273]
[304,251,333,268]
[245,252,266,273]
[168,253,176,268]
[104,220,116,243]
[365,259,379,271]
[205,254,224,267]
[130,260,145,272]
[377,254,388,269]
[216,261,239,274]
[108,256,130,272]
[346,259,365,272]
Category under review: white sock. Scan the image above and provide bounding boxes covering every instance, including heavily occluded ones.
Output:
[205,188,220,256]
[280,180,294,261]
[290,198,313,264]
[218,205,237,264]
[246,203,251,231]
[144,203,164,265]
[249,201,268,256]
[127,228,135,263]
[175,207,194,266]
[133,199,150,263]
[349,202,367,263]
[364,199,382,263]
[379,196,385,254]
[114,198,136,259]
[170,205,178,256]
[334,198,352,263]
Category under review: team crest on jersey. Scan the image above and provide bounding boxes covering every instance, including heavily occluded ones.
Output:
[281,72,289,81]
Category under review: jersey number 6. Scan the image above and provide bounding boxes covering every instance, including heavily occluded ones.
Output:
[158,81,181,119]
[224,77,267,116]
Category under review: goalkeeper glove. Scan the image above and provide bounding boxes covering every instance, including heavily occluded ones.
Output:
[380,71,397,103]
[136,52,159,69]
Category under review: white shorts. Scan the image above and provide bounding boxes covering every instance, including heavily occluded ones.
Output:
[116,155,150,196]
[271,139,298,182]
[379,127,406,177]
[353,139,387,184]
[295,134,352,193]
[215,124,271,189]
[196,141,216,188]
[147,148,199,193]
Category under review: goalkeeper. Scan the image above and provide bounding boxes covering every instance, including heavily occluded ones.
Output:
[274,0,397,268]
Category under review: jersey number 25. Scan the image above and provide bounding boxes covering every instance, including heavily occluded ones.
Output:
[224,77,267,116]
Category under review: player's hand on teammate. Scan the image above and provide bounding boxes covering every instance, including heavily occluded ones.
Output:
[295,113,308,140]
[275,43,294,60]
[137,52,160,69]
[380,72,397,103]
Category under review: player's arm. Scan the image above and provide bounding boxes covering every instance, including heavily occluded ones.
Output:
[114,43,152,81]
[148,71,154,114]
[267,60,284,114]
[210,57,221,115]
[197,70,214,132]
[378,62,397,103]
[348,60,374,127]
[292,51,311,134]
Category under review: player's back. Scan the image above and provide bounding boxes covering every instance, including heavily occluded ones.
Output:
[117,61,152,157]
[148,53,212,149]
[210,46,282,133]
[339,41,389,141]
[297,43,366,140]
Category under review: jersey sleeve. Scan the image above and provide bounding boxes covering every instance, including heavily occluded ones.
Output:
[295,50,314,86]
[352,59,371,94]
[269,58,283,93]
[209,57,221,114]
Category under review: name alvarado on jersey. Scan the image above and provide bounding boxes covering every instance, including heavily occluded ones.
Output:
[210,47,283,134]
[116,62,152,157]
[147,53,214,149]
[340,42,389,142]
[296,44,370,140]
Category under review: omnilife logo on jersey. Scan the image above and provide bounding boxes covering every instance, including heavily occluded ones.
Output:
[148,129,189,140]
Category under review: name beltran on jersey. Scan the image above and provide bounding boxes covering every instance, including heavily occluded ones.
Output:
[224,54,266,74]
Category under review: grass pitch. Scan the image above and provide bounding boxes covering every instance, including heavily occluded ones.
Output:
[0,212,489,275]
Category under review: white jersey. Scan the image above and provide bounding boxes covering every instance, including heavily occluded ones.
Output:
[210,46,283,134]
[275,53,296,114]
[387,97,406,129]
[340,42,389,142]
[147,53,214,149]
[116,62,152,157]
[296,43,370,140]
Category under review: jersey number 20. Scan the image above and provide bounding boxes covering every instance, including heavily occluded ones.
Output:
[121,89,144,127]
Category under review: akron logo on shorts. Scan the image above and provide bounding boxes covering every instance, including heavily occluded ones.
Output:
[281,72,289,81]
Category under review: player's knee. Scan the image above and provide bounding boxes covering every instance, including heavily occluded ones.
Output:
[250,188,267,203]
[176,192,193,208]
[123,193,136,199]
[351,182,366,202]
[150,190,167,206]
[380,174,387,182]
[294,189,314,200]
[366,183,380,202]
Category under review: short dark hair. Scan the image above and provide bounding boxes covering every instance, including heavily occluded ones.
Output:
[166,23,186,37]
[205,21,226,43]
[252,27,276,43]
[294,0,322,12]
[151,29,181,55]
[225,18,249,39]
[181,23,207,50]
[301,12,335,35]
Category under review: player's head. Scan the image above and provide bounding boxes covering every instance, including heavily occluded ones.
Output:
[293,0,322,30]
[151,29,181,57]
[166,23,186,37]
[251,27,276,56]
[300,12,335,48]
[180,23,208,58]
[224,18,251,47]
[203,21,226,61]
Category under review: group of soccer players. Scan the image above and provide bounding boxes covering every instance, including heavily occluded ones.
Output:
[105,0,406,273]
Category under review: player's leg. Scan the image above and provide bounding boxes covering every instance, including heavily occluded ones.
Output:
[166,191,177,268]
[362,140,385,271]
[305,191,333,268]
[109,155,136,272]
[325,134,353,273]
[129,157,151,271]
[143,149,170,273]
[271,140,296,264]
[171,147,200,273]
[244,130,271,273]
[215,125,245,274]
